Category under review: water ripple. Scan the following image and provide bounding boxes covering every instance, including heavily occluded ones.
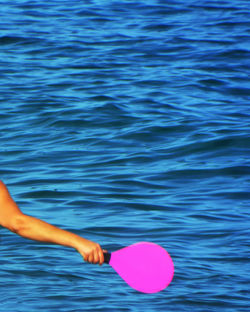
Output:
[1,0,249,311]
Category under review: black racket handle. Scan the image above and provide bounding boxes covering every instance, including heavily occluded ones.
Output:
[104,252,111,264]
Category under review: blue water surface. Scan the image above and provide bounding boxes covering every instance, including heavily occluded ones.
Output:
[0,0,249,311]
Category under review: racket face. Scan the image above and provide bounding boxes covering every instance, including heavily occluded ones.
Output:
[109,242,174,293]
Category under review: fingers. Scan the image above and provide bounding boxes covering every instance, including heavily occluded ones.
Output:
[83,244,105,265]
[98,248,104,265]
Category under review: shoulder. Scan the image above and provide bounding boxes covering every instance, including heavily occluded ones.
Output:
[0,180,6,188]
[0,180,6,193]
[0,180,9,197]
[0,180,23,230]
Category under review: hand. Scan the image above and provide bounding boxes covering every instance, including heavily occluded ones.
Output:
[75,238,106,265]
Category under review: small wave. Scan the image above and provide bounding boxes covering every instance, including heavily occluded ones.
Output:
[0,35,41,46]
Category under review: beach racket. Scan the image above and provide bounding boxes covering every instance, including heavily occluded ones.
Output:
[103,242,174,293]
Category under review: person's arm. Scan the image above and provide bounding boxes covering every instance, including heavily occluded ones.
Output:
[0,180,104,265]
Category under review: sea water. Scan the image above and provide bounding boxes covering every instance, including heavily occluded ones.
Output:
[0,1,249,311]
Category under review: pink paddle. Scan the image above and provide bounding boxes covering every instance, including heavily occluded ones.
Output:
[104,242,174,293]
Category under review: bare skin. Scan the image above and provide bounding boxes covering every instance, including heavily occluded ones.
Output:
[0,180,105,265]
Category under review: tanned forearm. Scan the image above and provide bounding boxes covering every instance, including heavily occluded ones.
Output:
[13,213,101,261]
[0,180,105,265]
